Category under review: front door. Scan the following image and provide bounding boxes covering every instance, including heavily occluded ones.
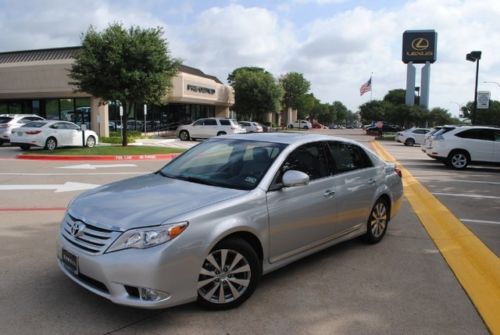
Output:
[267,142,337,263]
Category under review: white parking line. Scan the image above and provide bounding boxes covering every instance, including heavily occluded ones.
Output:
[461,219,500,225]
[433,192,500,200]
[419,178,500,185]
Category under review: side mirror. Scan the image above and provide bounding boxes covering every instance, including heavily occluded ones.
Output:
[282,170,309,187]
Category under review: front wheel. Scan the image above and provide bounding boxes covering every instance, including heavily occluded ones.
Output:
[364,198,389,244]
[217,131,226,136]
[86,136,96,148]
[197,239,261,310]
[404,138,415,146]
[45,137,57,151]
[179,130,190,141]
[20,144,30,151]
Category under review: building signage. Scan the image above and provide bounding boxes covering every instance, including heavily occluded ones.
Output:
[477,91,490,109]
[402,30,437,64]
[186,84,216,95]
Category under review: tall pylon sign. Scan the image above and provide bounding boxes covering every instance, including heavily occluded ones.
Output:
[402,30,437,108]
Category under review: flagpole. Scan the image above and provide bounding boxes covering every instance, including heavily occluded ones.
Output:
[370,72,373,101]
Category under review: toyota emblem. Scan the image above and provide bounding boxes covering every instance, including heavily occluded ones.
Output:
[71,221,85,237]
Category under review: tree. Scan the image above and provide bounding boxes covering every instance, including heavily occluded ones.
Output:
[297,93,319,119]
[331,101,349,125]
[462,100,500,126]
[359,100,391,124]
[70,24,179,146]
[228,67,283,122]
[428,107,454,127]
[383,89,406,106]
[280,72,311,112]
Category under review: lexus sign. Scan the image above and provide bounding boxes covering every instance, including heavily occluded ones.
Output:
[402,30,437,64]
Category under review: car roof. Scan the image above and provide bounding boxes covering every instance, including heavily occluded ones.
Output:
[221,132,362,145]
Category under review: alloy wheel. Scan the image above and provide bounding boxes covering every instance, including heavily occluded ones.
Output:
[86,136,96,148]
[451,153,467,169]
[369,201,387,240]
[46,138,57,151]
[198,249,251,305]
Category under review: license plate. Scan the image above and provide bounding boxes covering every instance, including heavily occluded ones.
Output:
[62,249,79,275]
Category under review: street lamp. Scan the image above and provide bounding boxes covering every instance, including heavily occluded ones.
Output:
[466,51,481,125]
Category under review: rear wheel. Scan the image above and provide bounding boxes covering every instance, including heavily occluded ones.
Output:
[197,239,260,310]
[365,198,389,244]
[447,150,469,169]
[86,136,96,148]
[179,130,190,141]
[217,131,226,136]
[404,138,415,146]
[0,140,3,146]
[45,137,57,151]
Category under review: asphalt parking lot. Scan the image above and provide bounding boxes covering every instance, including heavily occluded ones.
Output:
[0,130,495,334]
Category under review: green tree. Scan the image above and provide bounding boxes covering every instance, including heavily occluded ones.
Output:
[70,24,179,146]
[428,107,454,126]
[297,93,319,119]
[359,100,391,123]
[280,72,311,111]
[228,67,283,122]
[462,100,500,126]
[331,101,348,125]
[383,89,406,105]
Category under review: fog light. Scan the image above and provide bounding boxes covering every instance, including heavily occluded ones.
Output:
[139,288,170,302]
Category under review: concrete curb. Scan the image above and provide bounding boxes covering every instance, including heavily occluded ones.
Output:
[16,153,180,161]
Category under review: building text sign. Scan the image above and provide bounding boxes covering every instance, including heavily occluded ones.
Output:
[186,84,216,95]
[402,30,437,64]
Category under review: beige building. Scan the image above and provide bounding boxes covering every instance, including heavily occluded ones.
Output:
[0,47,234,137]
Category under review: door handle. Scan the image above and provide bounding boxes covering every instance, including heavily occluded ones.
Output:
[323,190,335,198]
[367,178,376,185]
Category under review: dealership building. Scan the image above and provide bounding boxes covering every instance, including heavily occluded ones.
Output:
[0,47,234,137]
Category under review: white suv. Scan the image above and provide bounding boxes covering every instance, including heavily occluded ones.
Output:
[288,120,312,129]
[427,126,500,169]
[0,114,45,145]
[176,118,246,141]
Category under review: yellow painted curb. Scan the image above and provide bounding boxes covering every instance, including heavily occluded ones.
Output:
[371,140,500,334]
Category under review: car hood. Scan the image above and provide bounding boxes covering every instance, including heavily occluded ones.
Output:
[68,173,245,231]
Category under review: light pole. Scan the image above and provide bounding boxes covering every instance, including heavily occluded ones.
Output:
[466,51,481,125]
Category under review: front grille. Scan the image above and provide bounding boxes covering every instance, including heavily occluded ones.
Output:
[62,214,120,255]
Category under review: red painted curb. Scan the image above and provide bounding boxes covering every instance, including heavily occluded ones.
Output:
[16,153,180,161]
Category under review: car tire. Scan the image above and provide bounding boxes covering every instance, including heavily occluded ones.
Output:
[303,126,309,129]
[86,136,96,148]
[197,238,261,310]
[404,138,415,146]
[217,131,226,136]
[45,137,57,151]
[179,130,190,141]
[0,140,3,146]
[447,150,469,170]
[288,125,294,129]
[364,198,389,244]
[20,144,30,151]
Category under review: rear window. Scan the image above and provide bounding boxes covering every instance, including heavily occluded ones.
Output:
[0,117,13,124]
[219,119,231,126]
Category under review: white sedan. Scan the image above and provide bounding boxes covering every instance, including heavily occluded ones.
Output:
[10,120,98,151]
[239,121,264,133]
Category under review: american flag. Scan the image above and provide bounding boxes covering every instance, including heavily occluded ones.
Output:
[360,77,372,96]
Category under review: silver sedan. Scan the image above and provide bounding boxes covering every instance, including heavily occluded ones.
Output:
[57,133,403,310]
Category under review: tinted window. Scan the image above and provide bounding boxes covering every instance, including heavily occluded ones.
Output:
[193,120,204,126]
[239,122,250,126]
[277,142,331,182]
[219,120,230,126]
[204,119,217,126]
[23,121,46,128]
[327,142,373,173]
[495,131,500,142]
[64,123,80,130]
[455,129,494,141]
[0,117,13,124]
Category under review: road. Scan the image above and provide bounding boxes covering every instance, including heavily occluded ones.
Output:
[0,130,494,335]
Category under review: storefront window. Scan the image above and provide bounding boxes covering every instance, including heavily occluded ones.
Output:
[75,98,91,128]
[8,102,22,113]
[46,99,60,120]
[0,103,7,114]
[32,100,40,115]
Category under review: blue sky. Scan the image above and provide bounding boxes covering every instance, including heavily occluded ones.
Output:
[1,0,499,115]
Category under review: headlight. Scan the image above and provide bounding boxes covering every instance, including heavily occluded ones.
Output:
[106,222,188,253]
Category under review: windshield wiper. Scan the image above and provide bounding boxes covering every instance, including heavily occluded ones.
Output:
[178,175,218,186]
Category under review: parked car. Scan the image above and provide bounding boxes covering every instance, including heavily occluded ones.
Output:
[421,125,457,154]
[57,133,403,310]
[366,124,401,135]
[312,122,326,129]
[9,120,98,151]
[239,121,263,133]
[426,126,500,169]
[395,127,430,146]
[288,120,312,129]
[0,114,45,146]
[176,118,246,141]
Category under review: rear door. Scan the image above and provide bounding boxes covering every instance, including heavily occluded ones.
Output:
[454,129,494,162]
[493,129,500,163]
[326,141,379,234]
[203,118,218,137]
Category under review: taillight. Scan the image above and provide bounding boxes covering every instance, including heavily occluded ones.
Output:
[26,130,41,135]
[395,166,402,178]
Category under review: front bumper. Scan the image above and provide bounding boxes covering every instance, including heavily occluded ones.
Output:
[57,233,201,309]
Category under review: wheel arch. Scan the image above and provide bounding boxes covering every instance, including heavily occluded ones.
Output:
[212,230,264,266]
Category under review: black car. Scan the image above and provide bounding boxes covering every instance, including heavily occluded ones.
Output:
[366,124,402,135]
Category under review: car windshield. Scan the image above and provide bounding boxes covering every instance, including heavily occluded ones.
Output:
[159,138,287,190]
[23,121,47,128]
